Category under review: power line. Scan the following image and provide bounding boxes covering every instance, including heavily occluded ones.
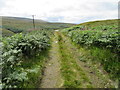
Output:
[32,15,35,29]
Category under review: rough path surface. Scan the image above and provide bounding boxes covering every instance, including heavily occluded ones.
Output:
[40,31,116,88]
[40,31,63,88]
[59,33,116,88]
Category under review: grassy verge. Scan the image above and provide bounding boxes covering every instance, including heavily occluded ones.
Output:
[58,33,93,88]
[77,45,119,79]
[72,43,119,88]
[89,47,119,80]
[61,19,119,84]
[19,49,50,88]
[61,29,119,87]
[59,32,117,88]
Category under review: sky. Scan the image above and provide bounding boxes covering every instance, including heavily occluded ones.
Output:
[0,0,119,24]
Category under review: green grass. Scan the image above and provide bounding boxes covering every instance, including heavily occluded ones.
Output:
[88,46,119,80]
[1,30,51,88]
[58,33,93,88]
[1,28,14,37]
[62,19,118,33]
[61,19,120,82]
[76,45,118,88]
[20,50,49,88]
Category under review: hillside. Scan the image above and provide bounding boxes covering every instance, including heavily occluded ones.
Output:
[1,19,119,88]
[63,19,118,31]
[61,19,119,85]
[1,16,75,36]
[1,28,14,37]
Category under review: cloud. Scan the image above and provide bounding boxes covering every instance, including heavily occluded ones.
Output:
[0,0,7,10]
[0,0,119,23]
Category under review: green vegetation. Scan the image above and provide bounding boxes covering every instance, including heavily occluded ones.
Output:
[61,19,120,81]
[2,16,74,36]
[1,30,51,88]
[1,28,14,37]
[1,16,74,88]
[20,50,49,88]
[1,16,119,88]
[58,33,92,88]
[57,32,116,88]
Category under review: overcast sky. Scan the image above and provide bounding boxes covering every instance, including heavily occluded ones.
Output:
[0,0,119,24]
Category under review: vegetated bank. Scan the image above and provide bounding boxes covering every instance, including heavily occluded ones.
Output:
[1,30,52,88]
[61,19,120,84]
[1,16,74,88]
[57,32,117,88]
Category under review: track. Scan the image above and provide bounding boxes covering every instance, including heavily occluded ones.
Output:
[40,31,116,88]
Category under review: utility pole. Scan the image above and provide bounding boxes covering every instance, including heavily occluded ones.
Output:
[32,15,35,29]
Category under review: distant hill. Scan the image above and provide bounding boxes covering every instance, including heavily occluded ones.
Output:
[1,16,75,36]
[1,28,14,37]
[2,16,47,23]
[63,19,118,32]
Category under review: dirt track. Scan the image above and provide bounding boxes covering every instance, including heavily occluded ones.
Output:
[40,31,116,88]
